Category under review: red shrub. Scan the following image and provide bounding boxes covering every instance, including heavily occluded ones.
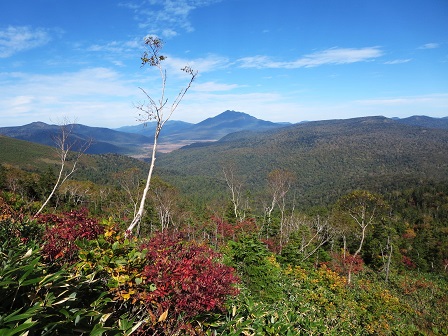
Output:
[402,255,416,269]
[38,208,103,262]
[211,216,258,243]
[326,250,364,276]
[139,233,239,319]
[262,237,281,254]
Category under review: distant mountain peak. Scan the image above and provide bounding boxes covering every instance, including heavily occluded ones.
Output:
[200,110,252,122]
[219,110,256,119]
[222,110,248,115]
[195,110,276,128]
[27,121,50,128]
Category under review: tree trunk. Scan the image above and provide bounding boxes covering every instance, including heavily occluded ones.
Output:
[385,236,392,282]
[127,127,160,234]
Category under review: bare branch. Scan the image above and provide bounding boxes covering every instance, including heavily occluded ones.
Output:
[34,120,91,216]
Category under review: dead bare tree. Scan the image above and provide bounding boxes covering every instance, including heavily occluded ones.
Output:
[380,236,393,282]
[335,190,387,284]
[299,215,334,262]
[35,120,91,216]
[150,179,179,233]
[282,213,334,262]
[222,164,246,222]
[263,169,295,242]
[114,168,143,220]
[126,36,197,235]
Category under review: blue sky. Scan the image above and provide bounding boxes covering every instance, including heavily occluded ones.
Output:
[0,0,447,127]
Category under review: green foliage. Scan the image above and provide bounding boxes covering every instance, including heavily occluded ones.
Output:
[0,136,58,170]
[73,220,150,304]
[157,117,448,208]
[388,183,448,273]
[0,237,127,335]
[205,263,447,335]
[227,237,284,302]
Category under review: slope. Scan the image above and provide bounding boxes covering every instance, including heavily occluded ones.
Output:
[0,122,152,156]
[156,116,448,207]
[0,135,149,185]
[395,115,448,130]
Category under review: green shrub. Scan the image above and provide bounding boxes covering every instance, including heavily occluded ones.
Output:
[227,237,285,303]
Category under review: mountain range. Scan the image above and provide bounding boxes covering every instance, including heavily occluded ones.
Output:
[1,111,448,208]
[1,111,447,158]
[115,110,289,152]
[0,111,288,156]
[0,121,154,156]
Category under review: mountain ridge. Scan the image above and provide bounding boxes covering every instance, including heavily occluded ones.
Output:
[0,111,289,155]
[0,122,153,156]
[114,110,289,144]
[1,113,447,158]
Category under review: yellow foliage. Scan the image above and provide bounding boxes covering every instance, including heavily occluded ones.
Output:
[158,309,169,322]
[104,228,115,238]
[286,265,307,281]
[121,292,131,300]
[266,255,280,268]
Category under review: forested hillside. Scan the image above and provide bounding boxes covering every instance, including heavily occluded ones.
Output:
[395,115,448,129]
[1,115,447,335]
[0,135,149,184]
[157,116,448,208]
[0,122,154,156]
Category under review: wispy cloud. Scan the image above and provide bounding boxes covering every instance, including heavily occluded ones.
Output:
[121,0,222,38]
[0,26,52,58]
[384,59,412,65]
[162,54,230,74]
[191,81,241,92]
[237,47,383,69]
[419,43,439,49]
[0,68,140,127]
[87,38,141,54]
[354,93,448,106]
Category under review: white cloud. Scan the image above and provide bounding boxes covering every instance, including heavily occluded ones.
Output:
[191,81,240,92]
[86,37,142,56]
[162,29,178,38]
[419,43,439,49]
[2,66,447,127]
[354,93,448,107]
[0,26,52,58]
[384,59,412,65]
[73,37,141,68]
[125,0,222,37]
[161,54,230,74]
[0,68,141,127]
[238,47,384,69]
